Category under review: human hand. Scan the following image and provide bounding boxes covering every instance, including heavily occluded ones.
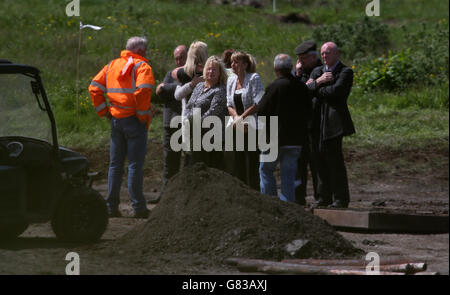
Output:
[105,111,112,120]
[232,115,243,129]
[156,83,164,95]
[296,60,303,77]
[233,116,249,133]
[190,75,204,88]
[171,66,183,81]
[316,72,334,86]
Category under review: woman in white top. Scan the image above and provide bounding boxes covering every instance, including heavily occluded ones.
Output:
[225,51,264,190]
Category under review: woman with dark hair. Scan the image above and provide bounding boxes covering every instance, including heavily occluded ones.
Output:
[221,48,235,76]
[225,51,264,190]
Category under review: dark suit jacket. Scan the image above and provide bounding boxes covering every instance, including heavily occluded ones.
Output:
[310,61,355,141]
[159,70,181,128]
[258,75,311,147]
[293,59,323,131]
[295,59,323,84]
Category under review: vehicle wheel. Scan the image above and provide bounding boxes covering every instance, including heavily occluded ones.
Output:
[51,187,108,243]
[0,222,29,240]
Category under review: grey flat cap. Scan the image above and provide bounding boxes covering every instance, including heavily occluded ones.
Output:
[294,40,317,55]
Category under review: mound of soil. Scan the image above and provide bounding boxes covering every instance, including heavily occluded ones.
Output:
[117,163,363,261]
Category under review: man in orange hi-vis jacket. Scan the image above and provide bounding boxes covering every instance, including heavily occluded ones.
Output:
[89,36,154,219]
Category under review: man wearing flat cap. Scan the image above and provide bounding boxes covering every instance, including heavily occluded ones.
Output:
[294,40,322,83]
[293,40,323,206]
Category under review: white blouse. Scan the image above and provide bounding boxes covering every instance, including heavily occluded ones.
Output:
[226,72,264,112]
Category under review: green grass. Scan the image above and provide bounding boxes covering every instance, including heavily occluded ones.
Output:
[349,83,450,110]
[245,0,449,24]
[347,107,449,150]
[0,0,448,151]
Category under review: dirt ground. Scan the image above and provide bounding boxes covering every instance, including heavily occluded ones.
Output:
[0,141,448,275]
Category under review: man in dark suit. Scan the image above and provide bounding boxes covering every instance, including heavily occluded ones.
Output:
[148,45,187,204]
[293,40,323,206]
[258,54,311,203]
[306,42,355,208]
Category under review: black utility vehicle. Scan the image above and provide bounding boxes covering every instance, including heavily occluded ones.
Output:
[0,60,108,242]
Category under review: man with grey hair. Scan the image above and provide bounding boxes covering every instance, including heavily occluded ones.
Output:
[126,36,148,56]
[257,54,311,203]
[89,36,155,218]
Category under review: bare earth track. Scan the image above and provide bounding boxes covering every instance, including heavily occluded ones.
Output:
[0,141,447,275]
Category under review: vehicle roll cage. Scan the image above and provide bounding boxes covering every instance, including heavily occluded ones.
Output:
[0,62,59,150]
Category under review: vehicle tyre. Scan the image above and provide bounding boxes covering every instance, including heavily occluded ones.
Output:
[0,222,29,240]
[51,186,108,243]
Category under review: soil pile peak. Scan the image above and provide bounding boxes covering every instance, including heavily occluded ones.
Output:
[119,163,362,261]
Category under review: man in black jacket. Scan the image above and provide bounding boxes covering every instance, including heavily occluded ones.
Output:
[148,45,187,204]
[258,54,311,203]
[293,40,323,206]
[307,42,355,208]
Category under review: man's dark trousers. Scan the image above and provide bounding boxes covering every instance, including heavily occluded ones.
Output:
[295,135,319,204]
[293,63,322,205]
[162,126,181,190]
[316,136,350,205]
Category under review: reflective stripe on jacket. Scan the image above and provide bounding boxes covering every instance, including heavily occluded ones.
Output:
[88,50,155,129]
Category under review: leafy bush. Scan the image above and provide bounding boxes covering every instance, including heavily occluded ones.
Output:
[353,50,415,91]
[403,21,449,83]
[353,21,449,92]
[312,17,390,59]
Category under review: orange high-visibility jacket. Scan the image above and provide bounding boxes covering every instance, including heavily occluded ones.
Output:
[89,50,155,129]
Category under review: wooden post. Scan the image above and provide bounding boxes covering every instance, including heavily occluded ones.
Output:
[225,258,429,275]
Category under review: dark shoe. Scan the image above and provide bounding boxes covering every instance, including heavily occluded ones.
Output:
[108,210,122,218]
[147,193,162,204]
[133,209,150,219]
[311,199,332,208]
[329,200,349,209]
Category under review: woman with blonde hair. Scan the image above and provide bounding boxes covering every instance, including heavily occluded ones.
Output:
[225,51,264,190]
[173,41,209,101]
[172,41,208,166]
[184,56,228,169]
